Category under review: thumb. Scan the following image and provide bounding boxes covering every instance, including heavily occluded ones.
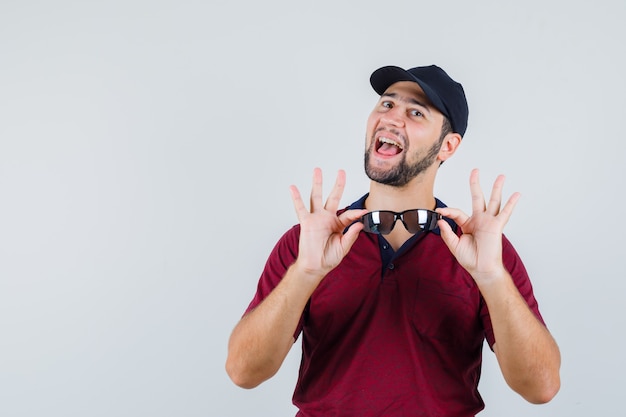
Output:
[437,219,459,254]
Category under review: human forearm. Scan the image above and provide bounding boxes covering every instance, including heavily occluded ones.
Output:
[225,262,322,388]
[226,169,365,388]
[479,269,561,403]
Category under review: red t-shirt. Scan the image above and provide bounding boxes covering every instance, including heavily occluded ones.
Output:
[245,208,543,417]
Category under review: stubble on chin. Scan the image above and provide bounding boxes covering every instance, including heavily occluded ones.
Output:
[363,137,442,187]
[364,147,409,187]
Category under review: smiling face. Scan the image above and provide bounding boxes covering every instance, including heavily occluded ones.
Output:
[364,81,452,187]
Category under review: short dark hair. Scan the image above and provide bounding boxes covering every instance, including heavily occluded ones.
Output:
[439,116,452,142]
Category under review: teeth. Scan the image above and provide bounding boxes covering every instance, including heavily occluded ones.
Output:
[378,136,403,150]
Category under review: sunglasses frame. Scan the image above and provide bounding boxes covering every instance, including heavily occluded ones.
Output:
[360,208,442,235]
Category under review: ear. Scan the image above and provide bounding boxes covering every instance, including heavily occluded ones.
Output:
[437,133,462,163]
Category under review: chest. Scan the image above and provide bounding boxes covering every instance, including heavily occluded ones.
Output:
[305,234,484,344]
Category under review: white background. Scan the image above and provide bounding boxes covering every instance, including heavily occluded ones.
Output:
[1,1,624,416]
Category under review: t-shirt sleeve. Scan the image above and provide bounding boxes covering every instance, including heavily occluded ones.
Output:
[481,234,545,350]
[243,224,304,340]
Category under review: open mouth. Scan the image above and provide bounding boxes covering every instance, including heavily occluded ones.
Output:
[376,136,404,156]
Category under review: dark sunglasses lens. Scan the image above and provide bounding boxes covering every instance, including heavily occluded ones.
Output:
[426,211,440,230]
[402,210,441,233]
[402,210,421,234]
[362,211,395,235]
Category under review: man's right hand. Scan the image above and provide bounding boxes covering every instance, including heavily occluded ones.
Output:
[289,167,367,283]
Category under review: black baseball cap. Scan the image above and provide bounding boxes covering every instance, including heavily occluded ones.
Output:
[370,65,469,137]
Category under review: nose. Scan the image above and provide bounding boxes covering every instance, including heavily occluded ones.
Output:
[381,106,405,127]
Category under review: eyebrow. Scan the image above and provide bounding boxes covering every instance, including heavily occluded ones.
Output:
[382,92,432,114]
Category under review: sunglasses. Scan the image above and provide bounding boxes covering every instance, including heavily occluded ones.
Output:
[360,209,441,235]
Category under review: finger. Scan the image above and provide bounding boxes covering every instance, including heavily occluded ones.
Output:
[486,174,506,215]
[436,207,470,228]
[497,191,521,225]
[469,168,486,214]
[337,208,369,227]
[339,220,366,254]
[324,170,347,213]
[289,185,308,221]
[437,219,460,254]
[309,167,323,212]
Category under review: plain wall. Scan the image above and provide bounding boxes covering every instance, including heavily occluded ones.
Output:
[1,1,624,416]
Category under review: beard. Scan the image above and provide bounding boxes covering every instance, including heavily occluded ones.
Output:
[364,135,443,187]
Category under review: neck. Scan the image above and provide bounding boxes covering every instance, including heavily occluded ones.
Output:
[365,173,437,212]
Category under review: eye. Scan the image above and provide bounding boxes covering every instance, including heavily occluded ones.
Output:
[381,100,393,109]
[410,109,424,117]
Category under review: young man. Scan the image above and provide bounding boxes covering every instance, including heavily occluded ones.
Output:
[226,64,561,416]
